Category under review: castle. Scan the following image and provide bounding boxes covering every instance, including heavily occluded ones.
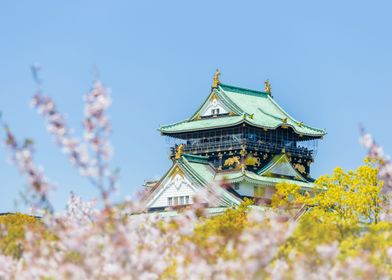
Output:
[142,70,325,215]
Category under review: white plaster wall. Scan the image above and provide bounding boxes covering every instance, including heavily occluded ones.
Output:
[200,99,228,117]
[149,175,196,208]
[236,181,255,197]
[237,182,276,199]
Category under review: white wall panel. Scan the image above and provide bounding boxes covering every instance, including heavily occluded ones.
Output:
[149,174,196,208]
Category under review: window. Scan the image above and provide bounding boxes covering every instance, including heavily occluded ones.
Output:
[216,108,220,114]
[211,109,216,115]
[168,196,191,206]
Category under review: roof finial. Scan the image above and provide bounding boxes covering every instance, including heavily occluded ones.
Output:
[264,79,271,95]
[212,69,220,88]
[175,144,184,160]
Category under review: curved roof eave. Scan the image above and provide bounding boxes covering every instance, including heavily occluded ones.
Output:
[160,118,325,137]
[218,84,326,136]
[219,172,314,190]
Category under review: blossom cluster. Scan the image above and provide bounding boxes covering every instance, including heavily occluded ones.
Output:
[31,80,116,204]
[0,191,390,279]
[0,195,295,279]
[1,124,53,211]
[1,75,392,279]
[360,132,392,194]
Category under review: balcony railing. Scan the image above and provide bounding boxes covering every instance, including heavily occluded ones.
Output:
[170,139,314,160]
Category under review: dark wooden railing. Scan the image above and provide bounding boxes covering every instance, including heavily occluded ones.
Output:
[170,139,314,160]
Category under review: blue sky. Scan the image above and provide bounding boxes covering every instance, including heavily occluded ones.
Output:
[1,1,392,212]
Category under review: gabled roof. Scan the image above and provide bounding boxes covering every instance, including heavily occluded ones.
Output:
[160,83,326,137]
[257,153,308,182]
[142,154,242,209]
[143,152,315,210]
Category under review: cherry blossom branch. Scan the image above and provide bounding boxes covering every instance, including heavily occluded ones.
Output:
[30,66,117,207]
[359,129,392,195]
[0,115,54,212]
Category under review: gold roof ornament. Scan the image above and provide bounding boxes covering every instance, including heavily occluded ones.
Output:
[175,144,184,160]
[264,79,271,95]
[212,69,220,88]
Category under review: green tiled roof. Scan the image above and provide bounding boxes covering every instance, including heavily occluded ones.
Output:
[160,83,326,137]
[177,155,243,206]
[178,155,215,185]
[143,153,314,211]
[215,170,314,190]
[180,153,314,191]
[257,153,307,182]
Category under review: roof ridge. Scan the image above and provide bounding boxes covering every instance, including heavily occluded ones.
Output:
[182,154,210,164]
[219,83,268,97]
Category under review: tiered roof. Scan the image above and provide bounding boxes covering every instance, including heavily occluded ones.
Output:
[160,83,326,137]
[144,154,243,208]
[143,153,315,210]
[144,76,325,211]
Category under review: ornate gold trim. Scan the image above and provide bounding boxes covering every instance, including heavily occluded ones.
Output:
[175,144,184,160]
[294,163,306,174]
[224,156,240,167]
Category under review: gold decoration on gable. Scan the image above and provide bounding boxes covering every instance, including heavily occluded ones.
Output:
[175,144,184,160]
[170,166,184,179]
[194,113,201,120]
[294,163,306,174]
[245,155,260,167]
[224,156,240,167]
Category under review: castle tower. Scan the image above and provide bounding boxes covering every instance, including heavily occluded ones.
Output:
[143,71,325,213]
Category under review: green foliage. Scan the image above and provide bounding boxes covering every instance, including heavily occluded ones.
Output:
[271,162,392,273]
[160,199,254,278]
[194,198,253,241]
[0,213,42,258]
